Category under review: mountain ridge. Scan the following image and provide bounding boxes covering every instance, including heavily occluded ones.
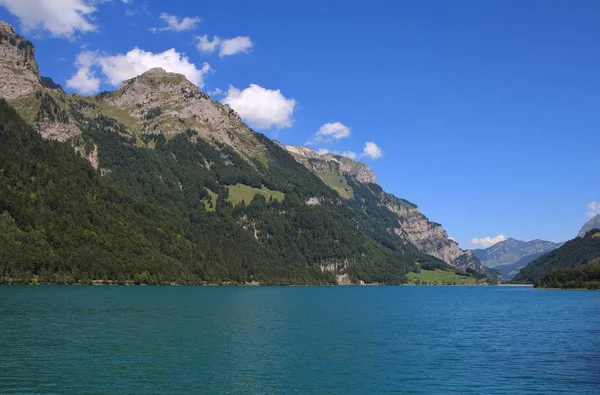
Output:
[284,145,496,278]
[0,20,495,284]
[513,229,600,284]
[472,238,561,280]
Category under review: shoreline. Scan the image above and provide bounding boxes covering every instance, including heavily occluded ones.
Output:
[1,281,508,287]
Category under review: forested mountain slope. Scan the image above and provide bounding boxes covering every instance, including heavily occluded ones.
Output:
[0,20,490,284]
[513,229,600,284]
[284,146,497,280]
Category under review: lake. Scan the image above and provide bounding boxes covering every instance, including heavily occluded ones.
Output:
[0,286,599,394]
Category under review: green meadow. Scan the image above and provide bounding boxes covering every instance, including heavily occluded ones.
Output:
[407,269,479,285]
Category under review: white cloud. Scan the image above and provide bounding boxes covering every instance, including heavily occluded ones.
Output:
[196,35,221,53]
[471,234,507,247]
[219,36,253,56]
[587,201,600,218]
[96,48,210,86]
[67,48,212,94]
[222,84,296,130]
[309,122,351,144]
[0,0,97,38]
[151,12,200,32]
[66,51,99,94]
[196,35,254,57]
[361,142,383,159]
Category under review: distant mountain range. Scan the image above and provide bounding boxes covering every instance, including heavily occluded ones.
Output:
[513,229,600,284]
[472,239,562,280]
[483,215,600,283]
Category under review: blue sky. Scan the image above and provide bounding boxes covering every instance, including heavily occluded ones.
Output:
[1,0,598,248]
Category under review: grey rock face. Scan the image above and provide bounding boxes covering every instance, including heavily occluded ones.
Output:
[0,21,41,100]
[0,21,82,143]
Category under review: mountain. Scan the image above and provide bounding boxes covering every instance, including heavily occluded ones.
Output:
[472,238,561,280]
[283,146,497,279]
[513,229,600,284]
[0,21,490,284]
[578,214,600,238]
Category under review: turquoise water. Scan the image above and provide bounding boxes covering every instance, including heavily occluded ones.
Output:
[0,286,599,394]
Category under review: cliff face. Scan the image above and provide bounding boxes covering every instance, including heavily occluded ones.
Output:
[383,190,487,274]
[0,21,40,100]
[0,22,82,143]
[285,146,493,276]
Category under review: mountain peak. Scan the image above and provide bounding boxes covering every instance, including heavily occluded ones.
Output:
[0,20,41,100]
[143,67,169,76]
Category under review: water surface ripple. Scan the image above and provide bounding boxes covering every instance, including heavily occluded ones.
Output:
[1,286,599,394]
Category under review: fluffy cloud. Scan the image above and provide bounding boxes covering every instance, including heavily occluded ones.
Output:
[471,234,507,247]
[220,36,254,56]
[0,0,97,38]
[66,52,100,94]
[150,13,201,32]
[222,84,296,130]
[308,122,351,144]
[196,35,221,53]
[67,48,212,94]
[196,35,254,57]
[361,142,384,159]
[587,201,600,218]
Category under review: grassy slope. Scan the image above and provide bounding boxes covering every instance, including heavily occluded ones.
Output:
[407,269,478,285]
[227,184,285,206]
[203,189,217,212]
[316,170,354,199]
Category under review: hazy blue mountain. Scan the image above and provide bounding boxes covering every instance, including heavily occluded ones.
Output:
[472,238,561,280]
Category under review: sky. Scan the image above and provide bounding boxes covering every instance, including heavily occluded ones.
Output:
[0,0,598,248]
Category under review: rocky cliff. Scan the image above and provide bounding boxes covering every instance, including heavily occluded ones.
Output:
[0,21,40,100]
[285,146,493,277]
[0,22,81,143]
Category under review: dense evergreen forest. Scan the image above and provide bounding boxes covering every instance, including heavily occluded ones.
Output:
[0,99,449,284]
[535,262,600,290]
[513,229,600,284]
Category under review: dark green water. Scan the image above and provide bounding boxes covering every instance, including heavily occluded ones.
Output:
[1,286,599,394]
